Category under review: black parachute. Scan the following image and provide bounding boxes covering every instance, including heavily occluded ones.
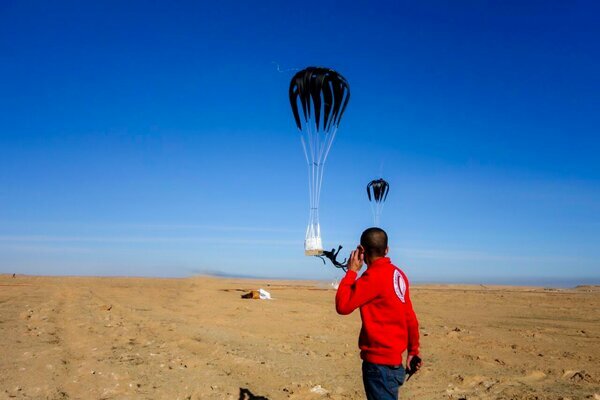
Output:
[289,67,350,255]
[367,179,390,226]
[367,179,390,203]
[289,67,351,132]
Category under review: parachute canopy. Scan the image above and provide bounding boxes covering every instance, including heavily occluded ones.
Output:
[289,67,350,255]
[289,67,350,132]
[367,178,390,226]
[367,179,389,203]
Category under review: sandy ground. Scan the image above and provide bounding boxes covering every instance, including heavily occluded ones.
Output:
[0,274,598,400]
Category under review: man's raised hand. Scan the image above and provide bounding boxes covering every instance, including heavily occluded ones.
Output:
[347,248,364,272]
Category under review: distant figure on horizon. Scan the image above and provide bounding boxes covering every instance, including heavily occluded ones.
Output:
[336,227,422,399]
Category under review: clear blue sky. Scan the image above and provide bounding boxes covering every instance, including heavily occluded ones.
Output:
[1,1,599,285]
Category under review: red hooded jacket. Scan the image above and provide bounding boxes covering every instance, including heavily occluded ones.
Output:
[335,257,420,366]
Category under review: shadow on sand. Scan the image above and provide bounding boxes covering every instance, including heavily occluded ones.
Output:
[239,388,269,400]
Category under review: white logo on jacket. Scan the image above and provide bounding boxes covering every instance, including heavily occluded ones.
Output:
[393,269,406,303]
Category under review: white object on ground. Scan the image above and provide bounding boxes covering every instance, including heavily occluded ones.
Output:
[258,288,271,300]
[310,385,328,395]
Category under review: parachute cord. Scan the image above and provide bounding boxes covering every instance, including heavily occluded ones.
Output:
[304,115,323,245]
[305,121,316,210]
[314,160,324,213]
[369,201,386,227]
[379,201,386,220]
[301,107,341,245]
[300,136,310,165]
[370,201,377,226]
[321,126,339,165]
[315,126,338,209]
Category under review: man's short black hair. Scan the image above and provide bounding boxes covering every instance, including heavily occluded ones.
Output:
[360,227,388,258]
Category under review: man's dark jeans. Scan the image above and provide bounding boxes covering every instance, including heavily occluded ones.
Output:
[362,361,405,400]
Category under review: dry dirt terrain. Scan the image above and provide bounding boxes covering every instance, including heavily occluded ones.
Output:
[1,275,598,399]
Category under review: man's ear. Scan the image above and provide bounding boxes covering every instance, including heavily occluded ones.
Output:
[385,246,389,256]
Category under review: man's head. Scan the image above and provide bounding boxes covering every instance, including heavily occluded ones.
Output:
[359,227,389,263]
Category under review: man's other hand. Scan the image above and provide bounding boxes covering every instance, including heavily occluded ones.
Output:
[347,249,364,272]
[406,355,423,376]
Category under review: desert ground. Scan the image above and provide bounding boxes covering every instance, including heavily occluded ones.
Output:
[0,274,598,400]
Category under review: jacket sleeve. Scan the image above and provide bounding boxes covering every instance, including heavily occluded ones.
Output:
[403,276,420,355]
[335,269,381,315]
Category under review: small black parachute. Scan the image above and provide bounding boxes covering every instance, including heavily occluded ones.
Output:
[367,179,390,203]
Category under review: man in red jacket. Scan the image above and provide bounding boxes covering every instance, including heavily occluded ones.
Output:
[336,228,421,400]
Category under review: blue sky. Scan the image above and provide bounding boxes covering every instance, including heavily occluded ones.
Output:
[1,1,599,285]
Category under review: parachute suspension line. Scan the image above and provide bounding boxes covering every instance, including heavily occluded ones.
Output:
[300,136,310,164]
[372,202,384,226]
[303,110,334,254]
[315,126,338,209]
[371,195,385,226]
[314,88,342,210]
[303,113,324,255]
[300,133,313,236]
[370,201,378,227]
[306,115,318,211]
[315,87,347,207]
[370,201,383,226]
[377,202,385,226]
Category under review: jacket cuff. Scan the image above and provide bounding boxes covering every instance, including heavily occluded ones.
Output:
[343,270,357,281]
